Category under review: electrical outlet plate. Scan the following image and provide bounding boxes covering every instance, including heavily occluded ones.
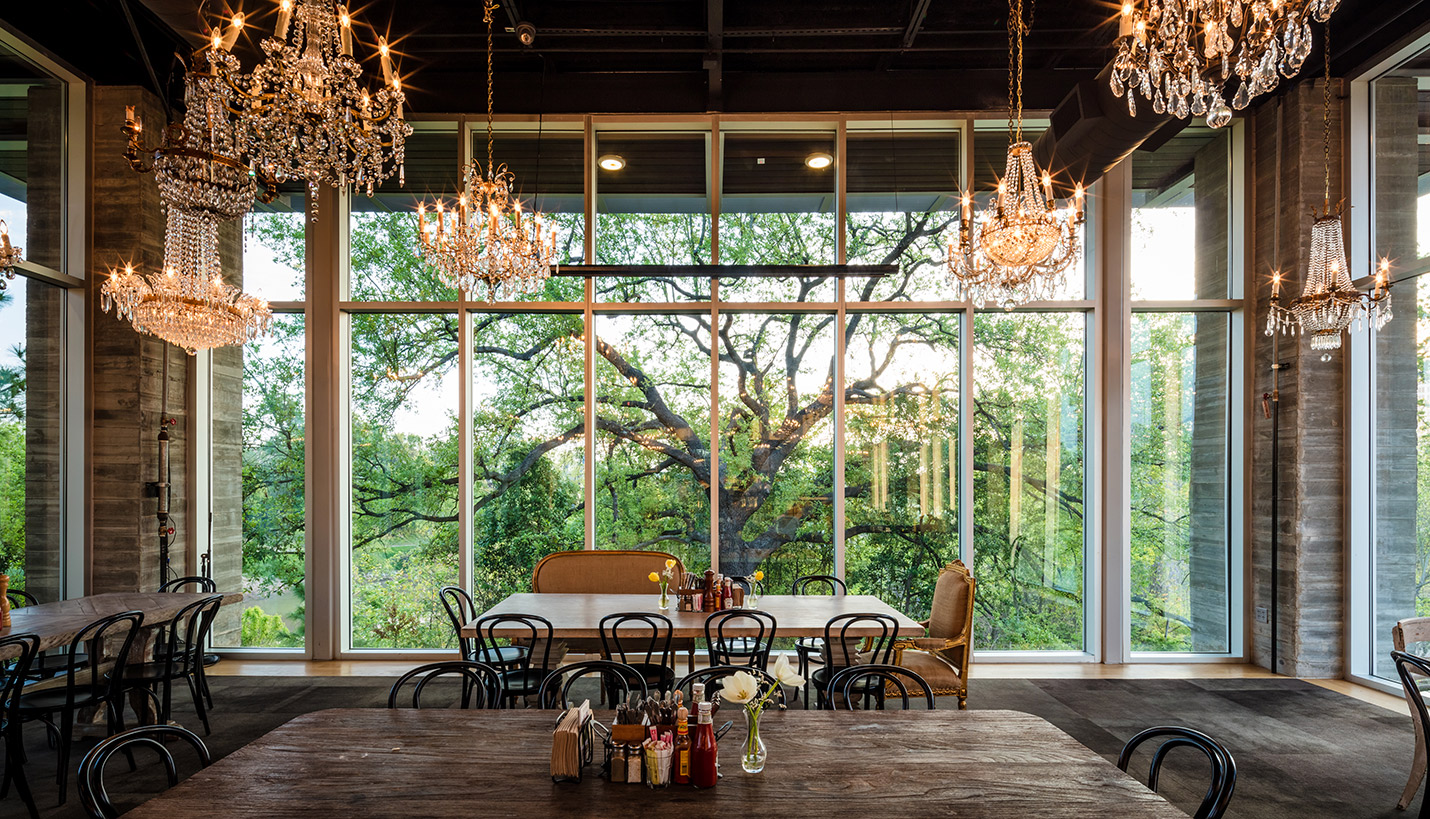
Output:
[1255,606,1269,624]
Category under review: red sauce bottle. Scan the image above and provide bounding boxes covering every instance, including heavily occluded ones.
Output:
[691,701,718,788]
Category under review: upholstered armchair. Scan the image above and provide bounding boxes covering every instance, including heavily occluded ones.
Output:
[892,559,975,709]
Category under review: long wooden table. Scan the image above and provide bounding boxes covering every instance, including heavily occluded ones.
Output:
[120,708,1186,818]
[0,591,244,659]
[465,593,926,639]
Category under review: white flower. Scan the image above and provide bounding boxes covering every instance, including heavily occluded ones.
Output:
[773,654,805,688]
[717,670,760,705]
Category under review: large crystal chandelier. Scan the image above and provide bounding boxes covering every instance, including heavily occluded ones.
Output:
[0,220,20,290]
[212,0,411,209]
[415,0,557,300]
[1265,24,1390,361]
[948,0,1084,308]
[1111,0,1342,128]
[102,51,272,355]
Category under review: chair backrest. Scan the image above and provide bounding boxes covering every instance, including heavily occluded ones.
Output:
[61,610,145,706]
[600,612,673,670]
[538,660,649,709]
[1394,618,1430,652]
[156,596,223,678]
[6,588,38,609]
[674,665,781,706]
[826,664,935,710]
[158,576,217,594]
[387,661,503,709]
[1116,726,1237,819]
[821,612,898,668]
[1395,651,1430,771]
[1,632,40,721]
[532,549,685,594]
[704,610,777,668]
[472,613,555,673]
[926,559,976,674]
[78,725,211,819]
[438,586,479,661]
[791,574,846,596]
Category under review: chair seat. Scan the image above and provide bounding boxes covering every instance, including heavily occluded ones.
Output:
[627,661,676,689]
[121,661,192,684]
[498,667,551,696]
[32,652,89,675]
[795,638,821,651]
[16,685,108,714]
[808,665,878,691]
[895,650,963,694]
[474,645,528,666]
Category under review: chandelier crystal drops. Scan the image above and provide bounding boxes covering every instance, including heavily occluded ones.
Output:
[213,0,411,209]
[415,0,557,300]
[1265,23,1390,361]
[948,0,1084,308]
[0,220,21,291]
[103,53,272,355]
[1111,0,1341,128]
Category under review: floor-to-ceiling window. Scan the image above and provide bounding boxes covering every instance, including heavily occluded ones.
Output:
[1128,126,1239,655]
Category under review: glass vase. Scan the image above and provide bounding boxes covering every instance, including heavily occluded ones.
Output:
[658,585,670,610]
[741,708,767,774]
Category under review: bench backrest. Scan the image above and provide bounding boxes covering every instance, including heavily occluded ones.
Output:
[531,550,685,594]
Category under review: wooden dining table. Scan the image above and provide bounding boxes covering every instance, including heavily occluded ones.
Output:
[119,708,1187,818]
[0,591,245,660]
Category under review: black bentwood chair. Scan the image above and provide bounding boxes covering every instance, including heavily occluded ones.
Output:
[790,574,847,707]
[1,632,41,819]
[1116,726,1238,819]
[704,610,777,670]
[827,664,935,711]
[1395,651,1430,819]
[674,665,783,708]
[439,586,528,670]
[156,576,220,711]
[599,612,676,696]
[77,725,211,819]
[538,660,649,710]
[471,613,555,707]
[387,661,504,709]
[7,591,89,682]
[120,595,223,734]
[16,610,144,805]
[808,612,899,711]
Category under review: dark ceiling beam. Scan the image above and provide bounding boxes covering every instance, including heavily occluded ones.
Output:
[497,0,523,33]
[901,0,934,48]
[706,0,723,111]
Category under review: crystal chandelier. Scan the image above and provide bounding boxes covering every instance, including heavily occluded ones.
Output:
[1265,24,1390,361]
[212,0,411,209]
[0,220,20,291]
[103,51,272,355]
[948,0,1084,308]
[415,0,557,300]
[1111,0,1342,128]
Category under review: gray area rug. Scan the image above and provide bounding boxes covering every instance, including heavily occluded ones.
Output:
[9,675,1417,818]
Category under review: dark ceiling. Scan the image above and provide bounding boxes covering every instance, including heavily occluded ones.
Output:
[2,0,1429,117]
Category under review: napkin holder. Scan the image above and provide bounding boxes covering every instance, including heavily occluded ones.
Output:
[552,705,601,784]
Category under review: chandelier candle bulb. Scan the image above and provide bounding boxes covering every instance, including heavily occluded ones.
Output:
[275,0,292,39]
[338,6,353,56]
[220,14,244,52]
[379,38,394,85]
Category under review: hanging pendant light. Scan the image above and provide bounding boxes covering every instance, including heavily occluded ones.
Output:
[1265,22,1391,361]
[948,0,1084,308]
[1111,0,1342,128]
[0,220,21,290]
[209,0,412,212]
[415,0,557,300]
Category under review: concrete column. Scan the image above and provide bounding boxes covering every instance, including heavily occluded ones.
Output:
[1369,77,1419,679]
[1190,134,1231,651]
[210,220,244,644]
[1249,78,1347,677]
[88,87,190,593]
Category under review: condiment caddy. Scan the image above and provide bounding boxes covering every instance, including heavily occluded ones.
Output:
[596,686,733,789]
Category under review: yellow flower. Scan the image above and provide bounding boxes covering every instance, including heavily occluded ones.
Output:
[648,572,660,583]
[665,558,677,569]
[753,570,764,582]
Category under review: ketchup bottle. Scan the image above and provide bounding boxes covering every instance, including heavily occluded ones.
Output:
[691,701,718,788]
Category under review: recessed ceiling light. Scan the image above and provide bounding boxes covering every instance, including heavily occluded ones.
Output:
[598,154,626,171]
[805,152,833,170]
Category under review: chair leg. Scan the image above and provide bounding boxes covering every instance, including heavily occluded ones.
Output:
[54,708,74,805]
[187,674,212,735]
[4,733,38,819]
[198,662,215,710]
[1401,719,1428,810]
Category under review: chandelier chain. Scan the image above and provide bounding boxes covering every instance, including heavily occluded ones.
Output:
[1323,20,1331,209]
[486,0,496,173]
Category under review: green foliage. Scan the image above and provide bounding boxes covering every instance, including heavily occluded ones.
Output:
[239,605,301,648]
[0,420,25,582]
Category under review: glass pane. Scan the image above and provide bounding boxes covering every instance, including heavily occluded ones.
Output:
[719,133,836,301]
[215,313,306,649]
[348,313,459,649]
[594,313,712,576]
[846,130,961,302]
[845,311,960,619]
[1130,127,1231,300]
[244,193,306,302]
[0,44,65,272]
[479,130,587,302]
[1130,313,1230,652]
[350,127,460,301]
[972,311,1086,650]
[596,132,711,301]
[0,275,63,602]
[471,312,585,612]
[717,312,835,588]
